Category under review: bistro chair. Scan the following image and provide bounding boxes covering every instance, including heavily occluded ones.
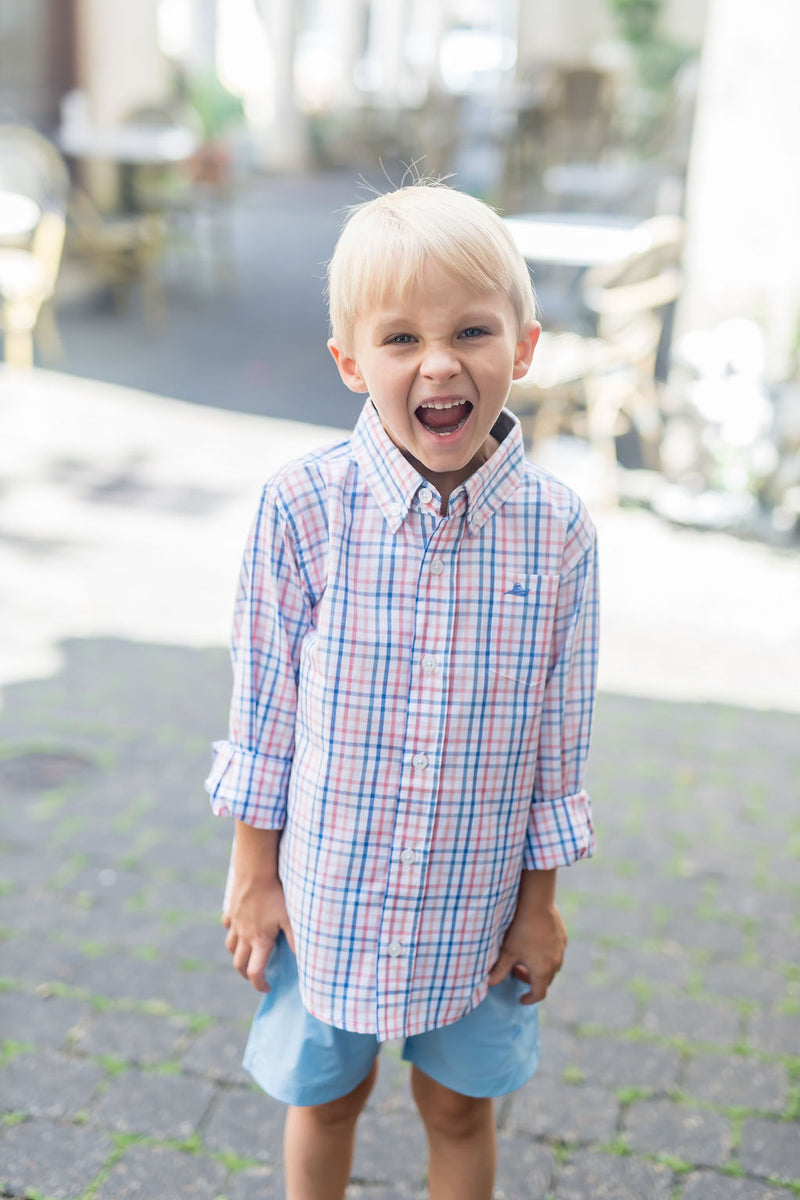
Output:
[0,125,70,367]
[511,214,684,501]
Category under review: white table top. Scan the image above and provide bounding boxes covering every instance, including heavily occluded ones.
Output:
[0,191,41,239]
[504,213,645,268]
[58,123,200,166]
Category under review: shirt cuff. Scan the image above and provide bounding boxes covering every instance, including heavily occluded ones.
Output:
[204,739,289,829]
[523,789,595,870]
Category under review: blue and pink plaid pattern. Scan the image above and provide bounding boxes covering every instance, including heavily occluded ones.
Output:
[206,400,598,1040]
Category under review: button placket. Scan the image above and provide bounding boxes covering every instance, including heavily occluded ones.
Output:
[375,515,461,1037]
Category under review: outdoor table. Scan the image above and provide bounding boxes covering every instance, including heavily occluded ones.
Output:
[58,123,199,167]
[504,212,643,269]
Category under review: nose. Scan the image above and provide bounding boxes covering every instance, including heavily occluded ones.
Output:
[420,345,460,380]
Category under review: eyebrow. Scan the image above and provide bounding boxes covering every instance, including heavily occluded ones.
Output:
[371,308,499,333]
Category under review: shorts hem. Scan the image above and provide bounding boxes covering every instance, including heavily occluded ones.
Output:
[244,1051,376,1108]
[402,1046,540,1098]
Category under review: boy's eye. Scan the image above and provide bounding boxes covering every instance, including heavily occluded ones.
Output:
[385,333,415,345]
[459,327,488,339]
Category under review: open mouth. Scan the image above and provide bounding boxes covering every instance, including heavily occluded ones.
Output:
[415,398,473,437]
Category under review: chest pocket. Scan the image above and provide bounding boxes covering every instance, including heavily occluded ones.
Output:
[487,572,560,691]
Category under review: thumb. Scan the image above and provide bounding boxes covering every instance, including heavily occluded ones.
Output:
[487,947,516,988]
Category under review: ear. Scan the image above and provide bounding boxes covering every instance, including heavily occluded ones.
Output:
[328,338,369,393]
[511,322,541,381]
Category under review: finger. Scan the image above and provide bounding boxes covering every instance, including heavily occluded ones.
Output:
[225,927,238,955]
[487,950,515,987]
[247,940,272,993]
[232,939,252,980]
[221,912,232,929]
[521,966,558,1004]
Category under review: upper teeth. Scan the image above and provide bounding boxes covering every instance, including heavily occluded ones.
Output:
[419,399,467,410]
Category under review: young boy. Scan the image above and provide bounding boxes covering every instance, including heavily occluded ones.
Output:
[205,182,598,1200]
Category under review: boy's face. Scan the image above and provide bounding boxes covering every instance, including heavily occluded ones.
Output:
[328,264,540,503]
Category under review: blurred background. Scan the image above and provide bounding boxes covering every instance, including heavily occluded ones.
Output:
[1,0,799,704]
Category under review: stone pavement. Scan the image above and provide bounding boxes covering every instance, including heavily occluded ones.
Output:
[1,367,799,1199]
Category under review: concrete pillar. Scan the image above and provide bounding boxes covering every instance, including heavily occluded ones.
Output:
[251,0,310,170]
[327,0,368,106]
[678,0,800,379]
[75,0,170,127]
[367,0,409,108]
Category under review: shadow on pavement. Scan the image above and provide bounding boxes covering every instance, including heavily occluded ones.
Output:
[0,637,798,1199]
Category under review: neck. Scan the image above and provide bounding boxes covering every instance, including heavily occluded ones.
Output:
[402,435,500,515]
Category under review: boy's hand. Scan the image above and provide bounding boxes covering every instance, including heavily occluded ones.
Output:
[222,823,295,993]
[487,868,566,1004]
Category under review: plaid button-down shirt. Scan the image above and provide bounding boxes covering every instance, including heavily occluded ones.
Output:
[206,400,598,1040]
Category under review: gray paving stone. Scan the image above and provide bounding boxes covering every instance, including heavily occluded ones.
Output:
[345,1190,424,1200]
[72,906,166,950]
[701,964,788,1006]
[75,1008,192,1064]
[545,980,639,1032]
[623,1099,733,1167]
[642,996,741,1047]
[660,917,745,958]
[0,989,90,1048]
[366,1045,415,1114]
[747,1010,800,1056]
[0,1050,105,1117]
[683,1055,790,1113]
[494,1134,555,1198]
[681,1170,798,1199]
[739,1118,800,1182]
[71,951,172,1003]
[202,1085,284,1162]
[91,1068,217,1139]
[56,863,145,905]
[595,944,692,988]
[569,904,654,940]
[94,1142,229,1199]
[180,1020,253,1085]
[166,964,260,1020]
[226,1166,286,1200]
[535,1026,580,1077]
[759,929,800,966]
[571,1036,681,1091]
[161,918,232,970]
[0,1118,113,1199]
[0,932,89,988]
[95,1142,230,1200]
[507,1080,620,1144]
[553,1149,674,1199]
[351,1109,428,1188]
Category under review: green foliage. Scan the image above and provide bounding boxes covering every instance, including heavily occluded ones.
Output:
[610,0,662,43]
[186,72,245,143]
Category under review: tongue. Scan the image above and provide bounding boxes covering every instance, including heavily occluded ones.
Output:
[417,404,469,431]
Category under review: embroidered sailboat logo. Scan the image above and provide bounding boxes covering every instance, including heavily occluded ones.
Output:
[504,582,529,597]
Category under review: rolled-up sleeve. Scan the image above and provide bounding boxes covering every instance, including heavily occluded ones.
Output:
[524,503,599,869]
[205,482,313,829]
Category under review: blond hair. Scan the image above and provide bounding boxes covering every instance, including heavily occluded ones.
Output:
[327,183,537,351]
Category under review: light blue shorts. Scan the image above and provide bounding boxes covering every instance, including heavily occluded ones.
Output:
[242,935,540,1106]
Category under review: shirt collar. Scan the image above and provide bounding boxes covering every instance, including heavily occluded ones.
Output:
[351,400,526,534]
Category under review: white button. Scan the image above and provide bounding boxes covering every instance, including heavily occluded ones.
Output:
[421,655,437,673]
[387,941,402,957]
[418,487,433,504]
[430,558,444,575]
[400,849,417,865]
[412,752,429,769]
[389,501,404,516]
